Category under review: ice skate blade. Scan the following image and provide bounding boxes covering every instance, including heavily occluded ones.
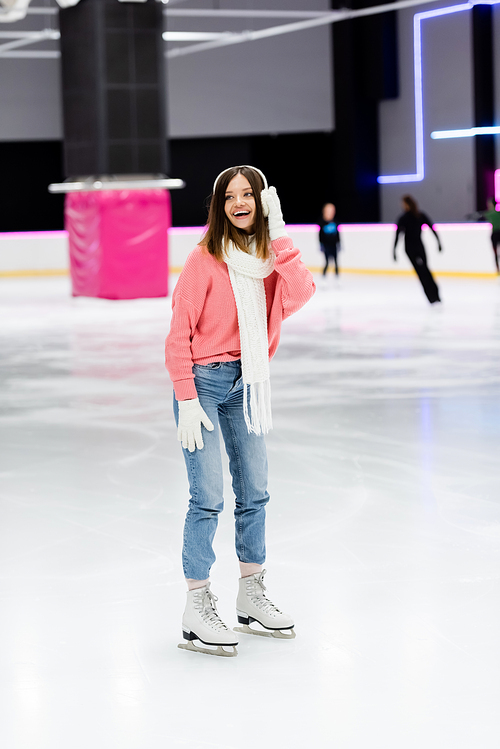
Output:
[234,624,296,640]
[178,641,238,657]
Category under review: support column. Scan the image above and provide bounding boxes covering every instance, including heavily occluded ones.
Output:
[59,0,168,177]
[472,4,495,211]
[331,1,399,222]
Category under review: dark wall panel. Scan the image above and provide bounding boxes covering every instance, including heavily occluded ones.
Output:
[250,132,336,225]
[331,0,399,222]
[169,132,336,228]
[0,133,339,232]
[0,142,65,232]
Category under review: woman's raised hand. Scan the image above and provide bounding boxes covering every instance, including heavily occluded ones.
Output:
[261,186,288,241]
[177,398,214,452]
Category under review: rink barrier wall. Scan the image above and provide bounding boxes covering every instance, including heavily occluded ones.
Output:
[1,224,498,279]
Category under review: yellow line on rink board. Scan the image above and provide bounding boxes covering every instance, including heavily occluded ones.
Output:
[172,265,497,278]
[0,269,69,278]
[0,267,497,280]
[309,267,498,279]
[434,271,497,279]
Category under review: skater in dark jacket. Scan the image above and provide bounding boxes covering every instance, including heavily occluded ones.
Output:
[394,195,442,304]
[319,203,341,276]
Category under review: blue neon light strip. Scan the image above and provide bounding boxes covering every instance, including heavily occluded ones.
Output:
[377,0,500,185]
[431,125,500,138]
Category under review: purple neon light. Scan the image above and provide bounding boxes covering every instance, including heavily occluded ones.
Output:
[431,223,490,230]
[338,224,397,232]
[168,224,322,234]
[284,224,321,232]
[378,0,500,185]
[1,225,490,248]
[0,230,68,240]
[338,223,489,231]
[168,226,206,234]
[495,169,500,206]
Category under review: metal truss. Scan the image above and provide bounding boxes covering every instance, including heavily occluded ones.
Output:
[0,0,451,59]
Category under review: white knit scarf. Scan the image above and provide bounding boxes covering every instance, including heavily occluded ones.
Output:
[224,239,275,435]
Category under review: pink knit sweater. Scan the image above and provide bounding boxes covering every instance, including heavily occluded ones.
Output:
[165,236,315,400]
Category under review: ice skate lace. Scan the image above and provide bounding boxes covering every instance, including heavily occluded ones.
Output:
[194,588,229,632]
[247,570,283,615]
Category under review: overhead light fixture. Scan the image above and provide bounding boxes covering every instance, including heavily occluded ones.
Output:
[162,31,228,42]
[0,0,31,22]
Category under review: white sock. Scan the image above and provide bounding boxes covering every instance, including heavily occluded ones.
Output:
[239,562,263,578]
[186,578,209,591]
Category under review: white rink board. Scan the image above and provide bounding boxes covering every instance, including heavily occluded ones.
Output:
[168,224,325,270]
[170,223,498,276]
[0,231,68,273]
[0,224,497,277]
[339,223,496,274]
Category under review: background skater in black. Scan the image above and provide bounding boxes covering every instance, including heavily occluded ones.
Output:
[319,203,341,277]
[394,195,442,304]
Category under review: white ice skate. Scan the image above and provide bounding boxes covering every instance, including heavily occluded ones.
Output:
[178,583,238,657]
[234,570,296,639]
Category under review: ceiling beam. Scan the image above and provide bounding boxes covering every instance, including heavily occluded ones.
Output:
[164,9,329,19]
[0,0,456,60]
[166,0,442,59]
[0,28,58,55]
[0,5,57,15]
[0,49,59,56]
[0,29,58,38]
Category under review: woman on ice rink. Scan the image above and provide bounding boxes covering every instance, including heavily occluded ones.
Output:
[165,165,315,657]
[394,195,442,304]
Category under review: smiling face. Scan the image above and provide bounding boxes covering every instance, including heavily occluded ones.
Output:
[224,173,256,234]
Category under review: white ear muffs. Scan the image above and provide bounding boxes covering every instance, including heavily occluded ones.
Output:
[212,165,268,193]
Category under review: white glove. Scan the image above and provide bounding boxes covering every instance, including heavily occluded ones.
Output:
[261,186,288,241]
[177,398,214,452]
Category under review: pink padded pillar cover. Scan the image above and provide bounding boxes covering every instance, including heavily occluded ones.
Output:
[65,189,171,299]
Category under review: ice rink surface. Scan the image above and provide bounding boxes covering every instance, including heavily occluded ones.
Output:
[1,272,500,749]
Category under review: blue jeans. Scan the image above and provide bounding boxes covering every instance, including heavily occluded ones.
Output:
[173,360,269,581]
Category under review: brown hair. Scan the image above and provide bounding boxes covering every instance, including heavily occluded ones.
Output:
[200,166,269,262]
[402,195,419,216]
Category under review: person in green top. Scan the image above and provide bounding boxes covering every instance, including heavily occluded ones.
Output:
[483,198,500,274]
